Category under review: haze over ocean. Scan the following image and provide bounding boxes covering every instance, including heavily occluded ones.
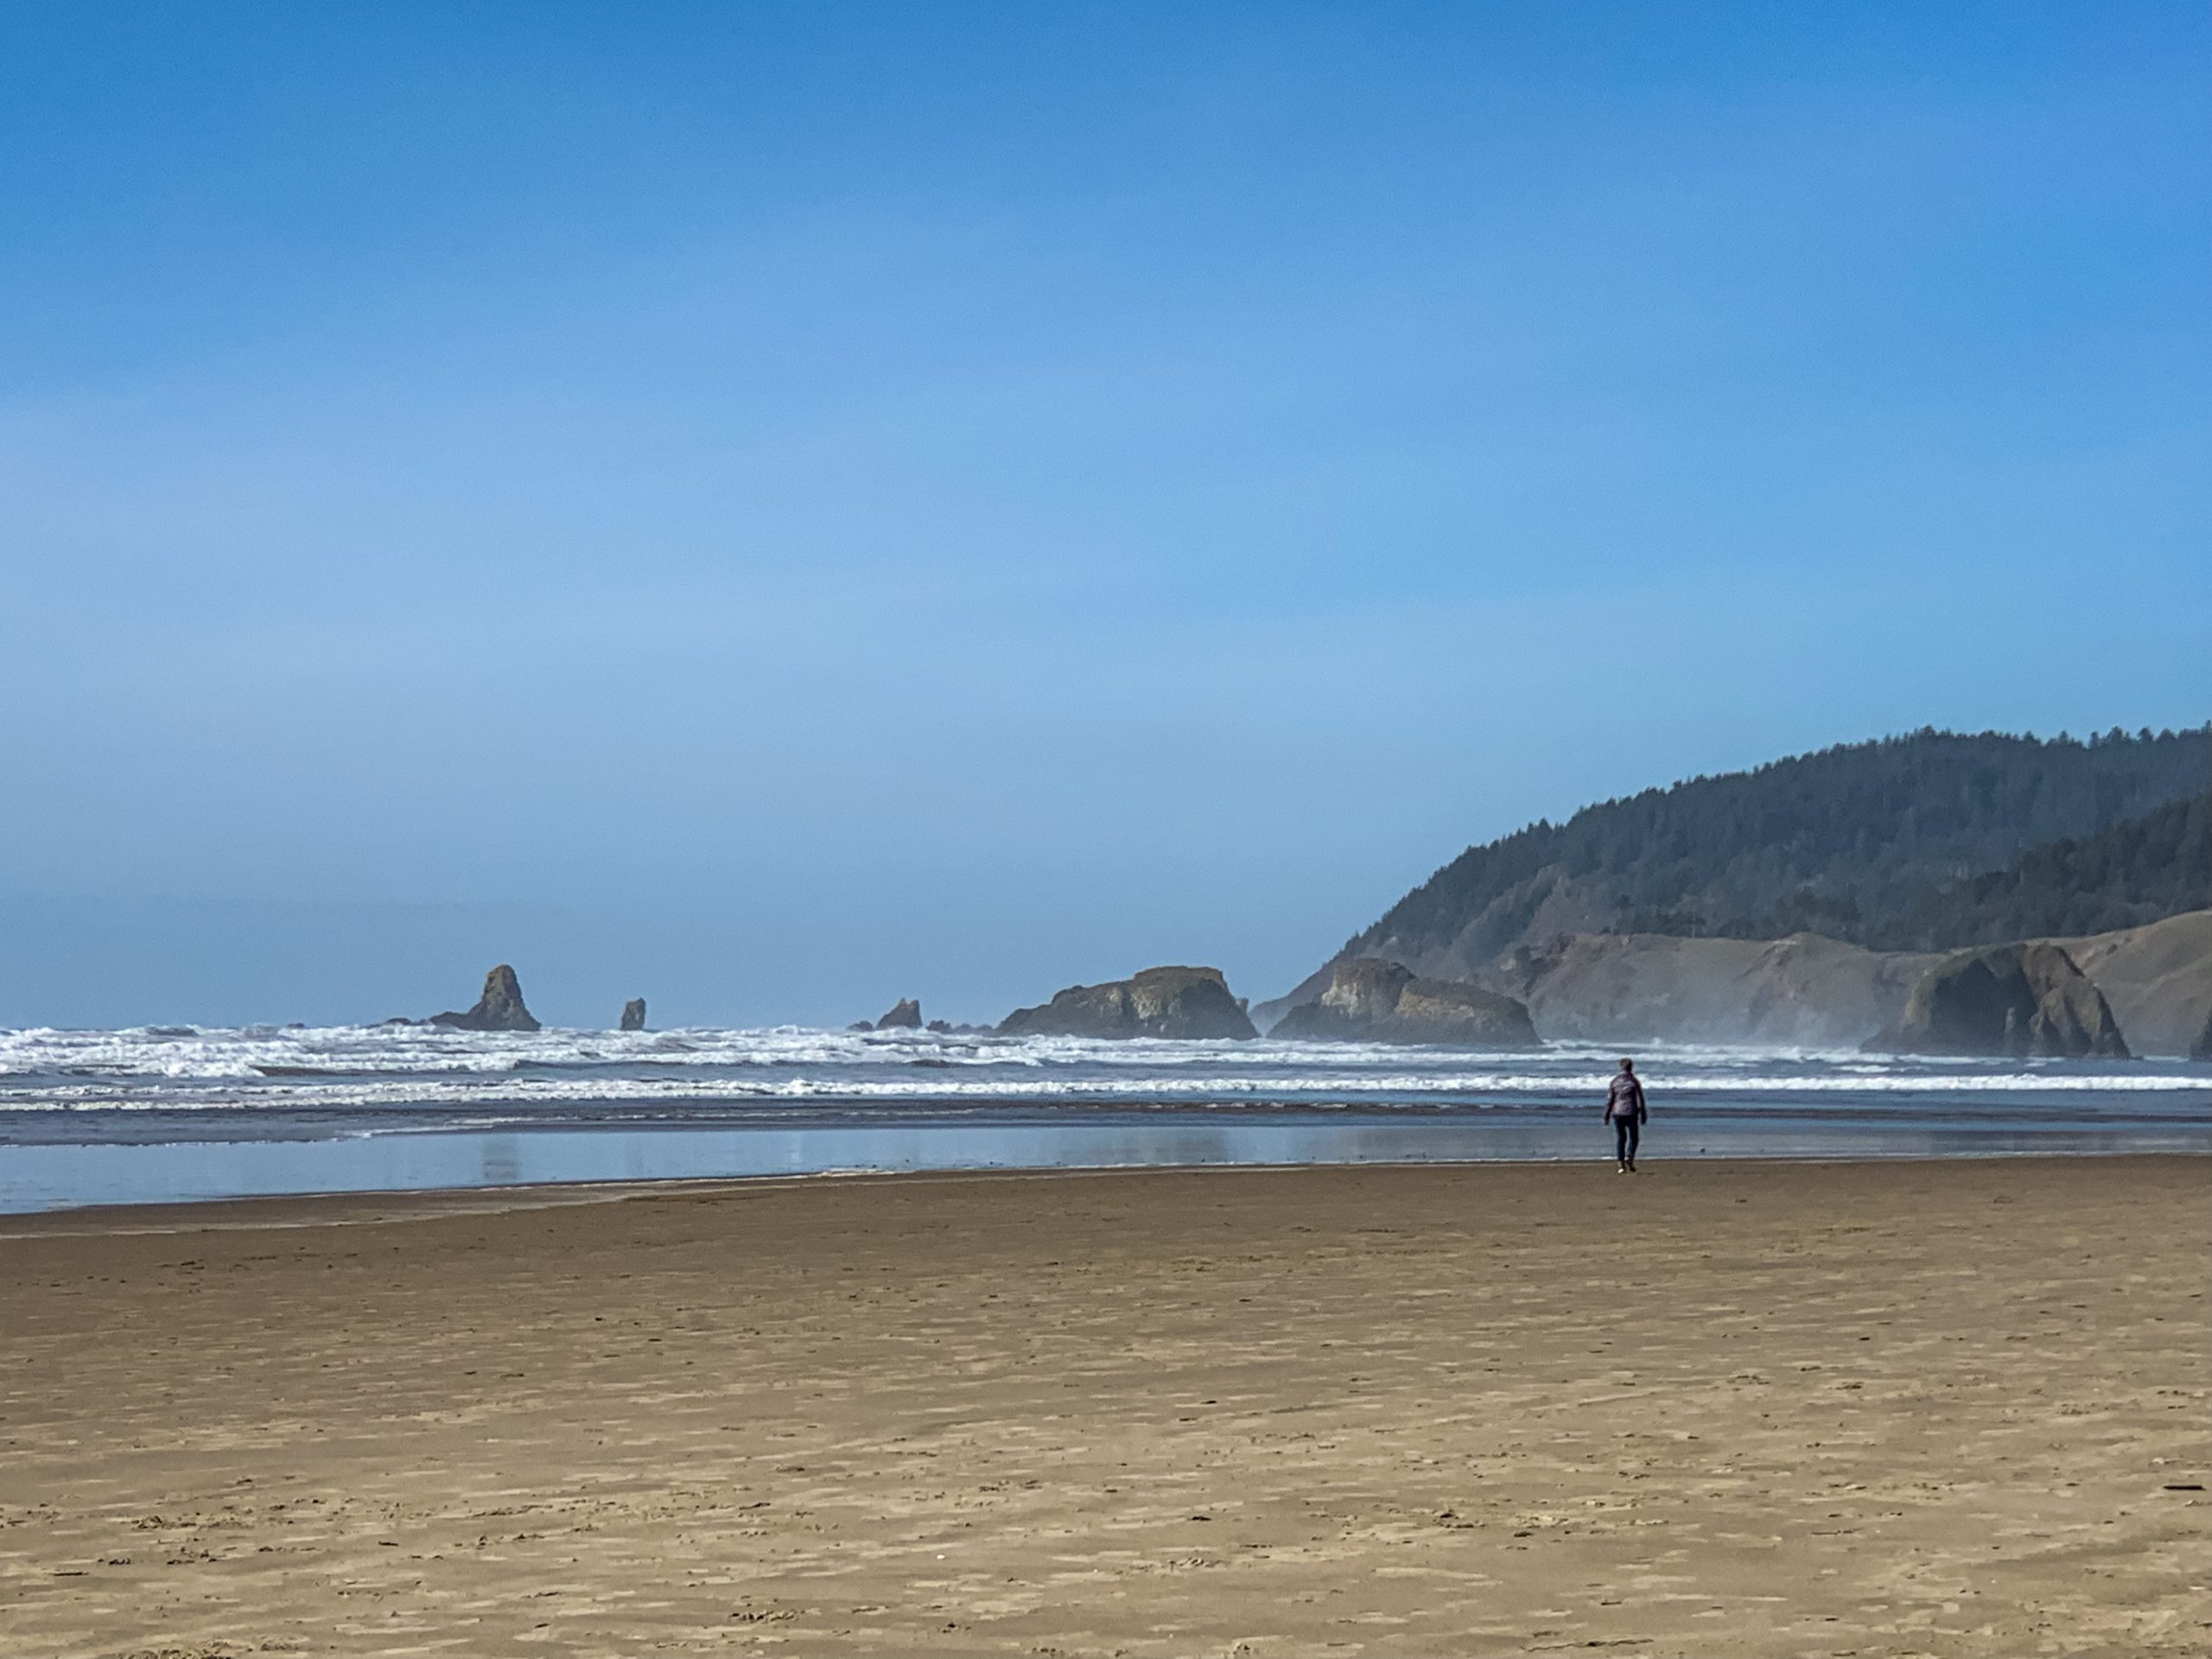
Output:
[3,3,2208,1028]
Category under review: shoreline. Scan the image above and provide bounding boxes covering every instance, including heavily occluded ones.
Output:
[7,1107,2206,1217]
[0,1141,2199,1236]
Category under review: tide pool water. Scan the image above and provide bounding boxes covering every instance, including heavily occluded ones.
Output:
[2,1022,2206,1211]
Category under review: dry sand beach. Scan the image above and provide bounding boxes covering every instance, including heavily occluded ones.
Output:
[2,1158,2206,1658]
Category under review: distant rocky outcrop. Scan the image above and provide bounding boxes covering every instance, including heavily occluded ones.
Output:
[2194,1005,2212,1063]
[429,965,541,1033]
[875,998,923,1031]
[620,998,647,1032]
[1872,943,2128,1058]
[999,966,1258,1040]
[1274,958,1538,1047]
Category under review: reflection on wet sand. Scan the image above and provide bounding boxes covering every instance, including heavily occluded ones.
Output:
[5,1109,2207,1213]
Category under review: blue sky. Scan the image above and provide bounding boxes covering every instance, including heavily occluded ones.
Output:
[3,2,2208,1027]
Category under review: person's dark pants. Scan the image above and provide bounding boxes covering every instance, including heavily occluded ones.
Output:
[1614,1116,1641,1166]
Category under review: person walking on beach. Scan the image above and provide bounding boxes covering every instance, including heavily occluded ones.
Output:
[1605,1058,1647,1173]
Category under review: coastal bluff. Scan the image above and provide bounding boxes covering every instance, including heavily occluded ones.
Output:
[2062,908,2212,1055]
[1254,909,2212,1055]
[999,965,1257,1040]
[1264,730,2210,1052]
[1274,958,1537,1046]
[1486,931,1936,1050]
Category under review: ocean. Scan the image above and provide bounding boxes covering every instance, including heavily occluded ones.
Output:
[3,1021,2206,1213]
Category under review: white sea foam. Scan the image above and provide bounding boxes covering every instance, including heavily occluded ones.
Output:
[0,1020,2205,1127]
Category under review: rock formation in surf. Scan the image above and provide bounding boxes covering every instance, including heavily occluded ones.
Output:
[1274,957,1538,1047]
[429,964,542,1033]
[2193,1003,2212,1062]
[875,998,923,1030]
[620,998,647,1032]
[998,966,1258,1040]
[1872,942,2127,1058]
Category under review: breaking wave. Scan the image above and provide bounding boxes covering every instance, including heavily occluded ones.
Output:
[0,1021,2205,1143]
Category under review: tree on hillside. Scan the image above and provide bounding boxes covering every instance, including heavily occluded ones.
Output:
[1876,791,2212,948]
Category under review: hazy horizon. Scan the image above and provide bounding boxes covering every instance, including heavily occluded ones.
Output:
[7,719,2207,1030]
[5,3,2209,1027]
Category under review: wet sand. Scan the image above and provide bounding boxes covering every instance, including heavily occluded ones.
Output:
[1,1157,2206,1657]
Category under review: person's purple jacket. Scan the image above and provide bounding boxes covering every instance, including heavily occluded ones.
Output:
[1605,1071,1646,1123]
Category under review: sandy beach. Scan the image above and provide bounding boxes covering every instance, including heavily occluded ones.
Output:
[1,1157,2205,1657]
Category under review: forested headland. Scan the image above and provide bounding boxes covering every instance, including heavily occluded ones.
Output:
[1330,726,2212,982]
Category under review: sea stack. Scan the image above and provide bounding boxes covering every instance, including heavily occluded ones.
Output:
[1875,943,2128,1058]
[998,966,1258,1040]
[620,998,647,1032]
[875,998,923,1030]
[429,964,542,1033]
[1274,957,1539,1046]
[2192,1003,2212,1063]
